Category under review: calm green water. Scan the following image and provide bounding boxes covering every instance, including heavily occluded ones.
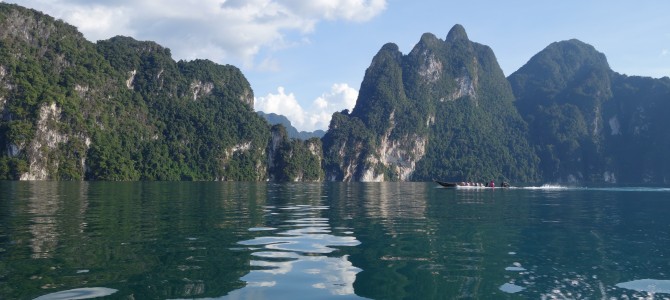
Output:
[1,182,670,299]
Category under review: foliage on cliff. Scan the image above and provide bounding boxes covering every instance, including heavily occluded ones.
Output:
[0,3,291,181]
[267,125,324,182]
[322,25,540,182]
[509,39,670,184]
[4,3,670,184]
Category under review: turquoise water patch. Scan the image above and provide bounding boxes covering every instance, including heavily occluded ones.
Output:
[33,287,118,300]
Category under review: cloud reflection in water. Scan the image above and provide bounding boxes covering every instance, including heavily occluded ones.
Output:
[230,204,364,299]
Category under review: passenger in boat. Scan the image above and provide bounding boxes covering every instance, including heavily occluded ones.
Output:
[489,180,495,188]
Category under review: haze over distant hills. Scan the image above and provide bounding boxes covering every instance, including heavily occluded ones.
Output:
[2,3,670,184]
[257,111,325,140]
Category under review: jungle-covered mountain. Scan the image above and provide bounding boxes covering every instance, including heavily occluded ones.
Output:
[257,111,326,140]
[0,3,322,181]
[321,25,540,182]
[509,39,670,184]
[3,3,670,184]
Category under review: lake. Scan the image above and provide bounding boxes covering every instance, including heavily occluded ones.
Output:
[1,182,670,299]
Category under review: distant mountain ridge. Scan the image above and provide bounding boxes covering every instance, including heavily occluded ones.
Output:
[256,111,325,140]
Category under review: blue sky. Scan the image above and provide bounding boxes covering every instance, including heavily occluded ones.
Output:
[4,0,670,131]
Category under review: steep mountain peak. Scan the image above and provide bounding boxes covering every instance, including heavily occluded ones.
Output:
[509,38,612,102]
[377,42,402,57]
[446,24,469,43]
[518,39,610,77]
[419,32,441,46]
[323,25,539,183]
[548,39,609,67]
[409,33,441,57]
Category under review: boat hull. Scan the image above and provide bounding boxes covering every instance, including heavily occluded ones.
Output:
[434,180,508,188]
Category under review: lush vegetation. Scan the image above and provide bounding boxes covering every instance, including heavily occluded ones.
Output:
[0,3,315,182]
[268,125,324,181]
[510,39,670,184]
[323,26,539,183]
[3,3,670,184]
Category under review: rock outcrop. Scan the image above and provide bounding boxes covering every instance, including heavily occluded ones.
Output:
[322,25,539,182]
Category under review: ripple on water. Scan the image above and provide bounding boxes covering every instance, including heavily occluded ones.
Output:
[33,287,118,300]
[230,203,364,298]
[505,262,526,272]
[500,283,525,293]
[248,227,277,232]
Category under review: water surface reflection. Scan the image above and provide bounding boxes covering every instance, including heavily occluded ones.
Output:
[229,198,363,299]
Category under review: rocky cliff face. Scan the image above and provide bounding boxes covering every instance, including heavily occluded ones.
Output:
[267,125,324,182]
[509,39,670,184]
[322,25,539,182]
[0,3,289,181]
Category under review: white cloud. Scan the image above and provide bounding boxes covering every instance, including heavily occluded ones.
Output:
[6,0,386,68]
[255,87,306,127]
[255,84,358,132]
[662,49,669,57]
[65,5,132,39]
[282,0,388,22]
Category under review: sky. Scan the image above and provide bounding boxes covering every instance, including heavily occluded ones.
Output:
[3,0,670,131]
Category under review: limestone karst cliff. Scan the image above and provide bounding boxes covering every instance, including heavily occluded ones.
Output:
[322,25,539,182]
[0,3,321,181]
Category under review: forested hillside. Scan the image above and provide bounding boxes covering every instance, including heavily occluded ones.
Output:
[509,39,670,184]
[0,3,320,181]
[3,3,670,184]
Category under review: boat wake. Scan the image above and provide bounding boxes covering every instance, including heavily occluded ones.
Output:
[519,184,575,190]
[517,185,670,192]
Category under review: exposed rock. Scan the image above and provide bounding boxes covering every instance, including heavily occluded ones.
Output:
[126,70,136,89]
[339,141,365,182]
[20,102,68,180]
[0,9,57,48]
[74,84,89,98]
[418,51,442,84]
[447,74,477,101]
[603,171,616,183]
[225,141,252,158]
[0,65,7,114]
[307,140,321,158]
[240,88,254,107]
[190,80,214,101]
[360,112,428,181]
[267,129,284,180]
